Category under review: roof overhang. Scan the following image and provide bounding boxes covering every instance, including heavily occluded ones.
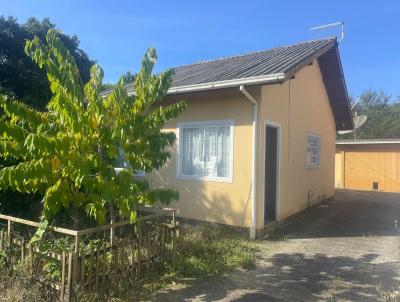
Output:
[337,140,400,145]
[165,73,285,94]
[318,44,353,131]
[118,73,285,97]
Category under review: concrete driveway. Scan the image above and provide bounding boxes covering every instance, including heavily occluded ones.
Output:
[160,190,400,301]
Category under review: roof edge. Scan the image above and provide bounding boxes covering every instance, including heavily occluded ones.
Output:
[337,140,400,145]
[282,39,336,80]
[103,73,285,97]
[163,73,285,95]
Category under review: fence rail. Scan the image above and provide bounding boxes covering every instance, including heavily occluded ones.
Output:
[0,206,179,301]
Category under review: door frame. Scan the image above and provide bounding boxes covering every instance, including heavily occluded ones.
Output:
[264,120,281,223]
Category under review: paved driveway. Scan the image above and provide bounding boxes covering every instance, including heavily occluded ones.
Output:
[160,190,400,301]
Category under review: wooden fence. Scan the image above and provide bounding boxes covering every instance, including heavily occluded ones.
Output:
[0,206,179,301]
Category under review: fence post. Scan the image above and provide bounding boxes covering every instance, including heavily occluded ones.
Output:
[137,221,141,277]
[74,235,80,254]
[7,220,11,246]
[109,204,116,246]
[0,230,3,250]
[29,244,33,273]
[171,216,176,256]
[72,251,80,297]
[66,252,73,302]
[20,240,25,262]
[60,251,66,301]
[71,234,81,298]
[176,221,180,240]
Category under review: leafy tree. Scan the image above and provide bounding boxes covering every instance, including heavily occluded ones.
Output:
[0,16,94,110]
[0,16,95,218]
[0,30,186,230]
[338,90,400,140]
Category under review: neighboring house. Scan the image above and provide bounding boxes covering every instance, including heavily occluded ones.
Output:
[336,140,400,192]
[114,37,353,238]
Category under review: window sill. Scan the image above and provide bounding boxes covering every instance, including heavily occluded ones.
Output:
[176,175,233,183]
[115,168,146,177]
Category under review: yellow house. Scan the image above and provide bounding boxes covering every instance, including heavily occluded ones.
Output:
[126,38,353,238]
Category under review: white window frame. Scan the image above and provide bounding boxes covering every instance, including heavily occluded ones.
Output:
[305,132,321,169]
[115,147,145,177]
[176,119,234,183]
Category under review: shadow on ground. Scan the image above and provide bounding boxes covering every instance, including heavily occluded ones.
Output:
[157,252,399,301]
[156,190,400,301]
[271,190,400,239]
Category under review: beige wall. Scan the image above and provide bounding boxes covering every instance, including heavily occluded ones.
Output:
[147,89,255,227]
[256,59,336,229]
[148,59,336,231]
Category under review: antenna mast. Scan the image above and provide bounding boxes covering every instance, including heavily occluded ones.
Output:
[310,21,344,42]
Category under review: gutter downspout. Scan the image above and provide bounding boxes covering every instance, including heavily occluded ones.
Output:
[239,85,258,239]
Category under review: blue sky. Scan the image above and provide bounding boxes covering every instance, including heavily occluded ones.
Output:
[1,0,399,99]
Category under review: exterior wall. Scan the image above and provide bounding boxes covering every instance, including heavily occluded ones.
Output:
[257,59,336,229]
[147,59,337,231]
[147,89,255,227]
[335,144,400,192]
[335,151,344,188]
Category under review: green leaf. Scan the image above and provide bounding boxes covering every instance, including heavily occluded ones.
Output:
[30,218,49,244]
[1,30,186,242]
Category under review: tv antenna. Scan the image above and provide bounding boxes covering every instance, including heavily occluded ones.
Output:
[310,21,344,43]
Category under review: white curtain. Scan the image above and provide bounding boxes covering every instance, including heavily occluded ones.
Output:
[181,126,230,178]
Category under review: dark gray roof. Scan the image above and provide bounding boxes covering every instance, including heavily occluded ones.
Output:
[170,38,335,87]
[110,37,352,130]
[122,38,335,93]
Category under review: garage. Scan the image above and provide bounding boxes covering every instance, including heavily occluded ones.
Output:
[335,140,400,192]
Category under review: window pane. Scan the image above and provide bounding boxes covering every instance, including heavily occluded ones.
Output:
[117,147,129,168]
[180,124,231,178]
[181,128,204,176]
[306,134,320,168]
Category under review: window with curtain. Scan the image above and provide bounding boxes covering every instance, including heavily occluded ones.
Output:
[116,147,145,176]
[306,133,320,169]
[178,121,233,181]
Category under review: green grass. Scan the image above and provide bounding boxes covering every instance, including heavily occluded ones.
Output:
[167,225,256,278]
[127,225,257,300]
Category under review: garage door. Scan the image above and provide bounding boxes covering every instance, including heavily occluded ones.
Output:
[344,149,400,192]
